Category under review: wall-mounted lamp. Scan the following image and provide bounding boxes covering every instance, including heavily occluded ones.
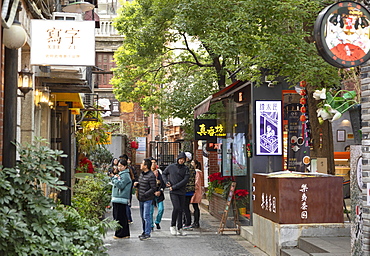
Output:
[35,87,50,106]
[18,67,33,97]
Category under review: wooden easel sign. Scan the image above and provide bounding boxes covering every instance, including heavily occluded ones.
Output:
[218,182,240,235]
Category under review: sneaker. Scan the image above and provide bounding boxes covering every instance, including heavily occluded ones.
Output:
[183,225,193,231]
[156,223,161,229]
[176,228,187,236]
[191,223,200,228]
[170,226,177,236]
[138,232,145,238]
[139,234,151,240]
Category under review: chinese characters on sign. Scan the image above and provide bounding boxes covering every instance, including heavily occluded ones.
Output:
[31,20,95,66]
[300,184,308,219]
[197,123,225,137]
[255,101,282,155]
[260,192,277,213]
[194,119,226,141]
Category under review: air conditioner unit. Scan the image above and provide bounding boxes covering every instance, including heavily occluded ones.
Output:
[83,93,98,108]
[52,12,82,21]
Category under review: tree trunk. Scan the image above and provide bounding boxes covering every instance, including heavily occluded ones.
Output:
[306,84,335,175]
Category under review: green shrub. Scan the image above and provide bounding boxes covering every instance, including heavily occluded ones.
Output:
[90,145,113,166]
[0,138,117,256]
[72,172,112,221]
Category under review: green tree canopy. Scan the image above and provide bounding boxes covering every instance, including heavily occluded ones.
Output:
[112,0,340,121]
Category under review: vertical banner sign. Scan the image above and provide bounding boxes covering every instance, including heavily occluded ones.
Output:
[287,107,310,172]
[255,101,282,155]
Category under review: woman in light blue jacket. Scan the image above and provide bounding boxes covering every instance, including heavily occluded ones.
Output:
[110,159,132,239]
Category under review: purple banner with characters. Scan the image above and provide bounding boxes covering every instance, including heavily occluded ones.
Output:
[255,101,282,155]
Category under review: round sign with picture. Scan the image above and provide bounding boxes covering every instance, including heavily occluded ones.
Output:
[314,1,370,68]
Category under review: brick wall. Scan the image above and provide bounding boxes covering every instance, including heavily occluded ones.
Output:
[361,63,370,253]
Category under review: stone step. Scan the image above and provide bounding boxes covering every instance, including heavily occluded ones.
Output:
[280,248,310,256]
[299,237,350,255]
[298,238,328,254]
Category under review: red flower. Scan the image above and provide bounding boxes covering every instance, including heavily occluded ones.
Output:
[234,189,249,199]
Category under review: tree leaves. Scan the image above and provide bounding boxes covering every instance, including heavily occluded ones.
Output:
[112,0,343,135]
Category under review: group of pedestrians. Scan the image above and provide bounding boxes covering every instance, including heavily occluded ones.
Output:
[108,151,204,241]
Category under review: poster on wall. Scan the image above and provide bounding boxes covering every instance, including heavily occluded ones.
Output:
[221,138,232,176]
[255,100,282,155]
[233,133,247,176]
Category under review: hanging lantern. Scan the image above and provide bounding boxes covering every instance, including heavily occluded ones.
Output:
[300,81,307,87]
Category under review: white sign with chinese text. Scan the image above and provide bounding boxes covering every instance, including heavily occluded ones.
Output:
[30,20,95,66]
[255,100,282,155]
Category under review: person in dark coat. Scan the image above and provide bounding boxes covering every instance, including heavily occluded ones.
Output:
[108,158,119,176]
[162,152,190,236]
[134,158,156,240]
[183,152,196,230]
[150,158,165,230]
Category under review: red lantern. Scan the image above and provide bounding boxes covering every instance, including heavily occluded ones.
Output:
[300,98,307,105]
[300,81,307,87]
[300,115,306,122]
[299,90,307,96]
[300,106,307,113]
[131,141,139,149]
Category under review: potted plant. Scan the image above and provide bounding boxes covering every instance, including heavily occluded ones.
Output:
[313,88,358,123]
[234,189,249,215]
[207,172,233,200]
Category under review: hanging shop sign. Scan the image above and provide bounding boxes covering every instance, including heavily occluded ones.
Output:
[30,19,95,66]
[255,100,282,155]
[314,1,370,68]
[194,119,226,141]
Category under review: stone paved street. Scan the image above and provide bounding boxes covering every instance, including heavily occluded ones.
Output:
[103,191,267,256]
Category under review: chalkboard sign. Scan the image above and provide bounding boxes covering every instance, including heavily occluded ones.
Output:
[218,182,240,235]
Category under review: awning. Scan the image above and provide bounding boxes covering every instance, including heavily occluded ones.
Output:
[84,10,100,28]
[52,93,85,109]
[193,80,250,118]
[194,95,212,118]
[212,80,248,101]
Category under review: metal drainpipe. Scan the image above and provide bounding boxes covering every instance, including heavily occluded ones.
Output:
[3,46,18,168]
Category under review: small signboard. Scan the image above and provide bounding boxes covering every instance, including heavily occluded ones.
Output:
[31,19,95,66]
[255,100,282,155]
[314,1,370,68]
[218,182,240,235]
[194,119,226,141]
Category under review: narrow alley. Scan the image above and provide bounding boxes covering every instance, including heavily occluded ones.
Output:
[103,191,268,256]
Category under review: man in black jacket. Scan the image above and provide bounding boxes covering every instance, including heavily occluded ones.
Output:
[134,158,156,240]
[162,152,190,236]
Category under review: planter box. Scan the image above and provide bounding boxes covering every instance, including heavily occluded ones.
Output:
[253,173,343,224]
[209,192,227,220]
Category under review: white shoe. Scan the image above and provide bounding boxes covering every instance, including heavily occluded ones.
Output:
[176,228,187,236]
[170,226,177,236]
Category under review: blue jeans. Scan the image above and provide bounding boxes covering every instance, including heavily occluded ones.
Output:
[150,197,164,227]
[139,200,153,235]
